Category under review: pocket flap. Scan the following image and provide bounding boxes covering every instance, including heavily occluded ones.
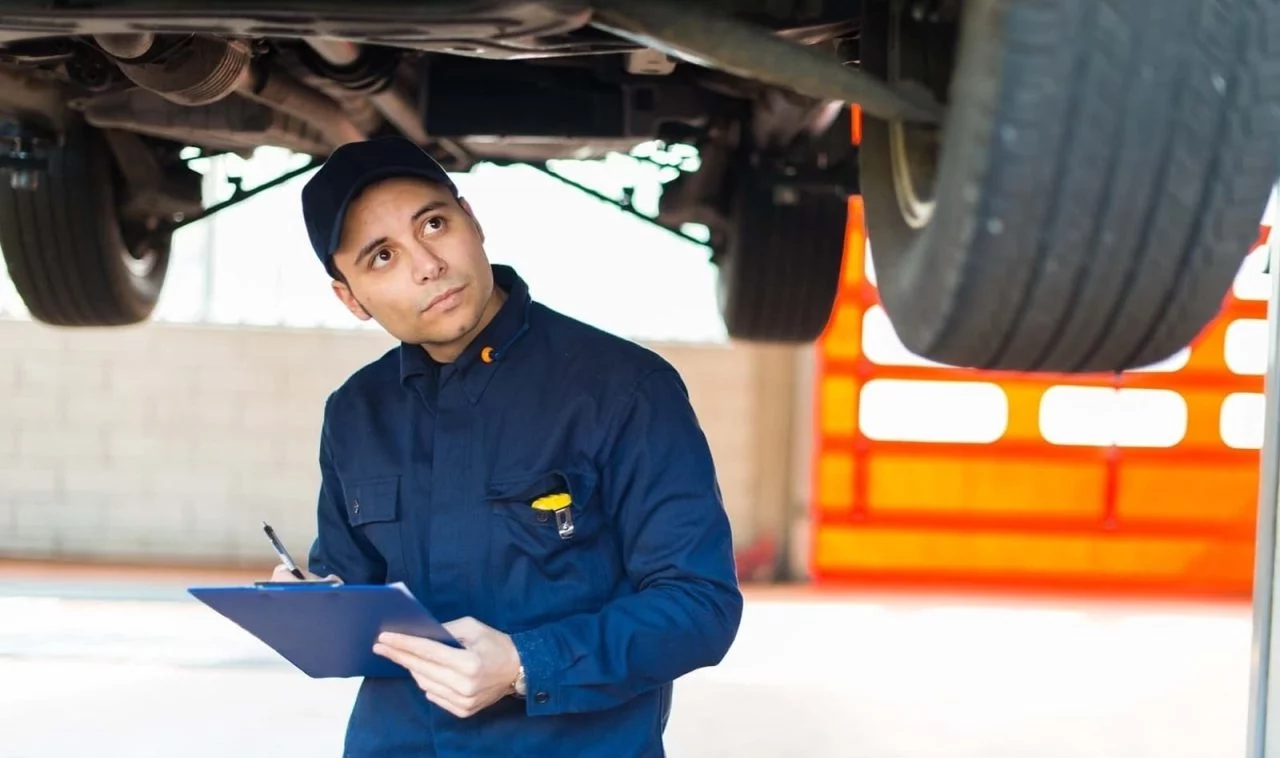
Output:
[486,468,597,510]
[346,476,400,526]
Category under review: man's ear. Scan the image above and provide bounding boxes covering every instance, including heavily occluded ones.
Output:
[331,278,372,321]
[459,197,485,243]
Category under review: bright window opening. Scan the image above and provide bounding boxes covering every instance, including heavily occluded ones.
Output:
[1221,392,1265,449]
[859,379,1008,444]
[1040,387,1187,448]
[1224,319,1268,375]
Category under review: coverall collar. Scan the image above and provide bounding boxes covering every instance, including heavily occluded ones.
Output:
[398,263,532,404]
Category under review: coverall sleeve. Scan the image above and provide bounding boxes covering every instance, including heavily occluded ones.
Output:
[510,367,744,715]
[305,397,387,585]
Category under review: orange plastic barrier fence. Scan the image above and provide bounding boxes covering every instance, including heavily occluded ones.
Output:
[811,116,1270,598]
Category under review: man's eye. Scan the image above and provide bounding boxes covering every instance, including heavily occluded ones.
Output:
[422,216,445,234]
[370,250,393,268]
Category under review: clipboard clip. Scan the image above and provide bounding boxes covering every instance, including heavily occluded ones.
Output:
[252,579,344,588]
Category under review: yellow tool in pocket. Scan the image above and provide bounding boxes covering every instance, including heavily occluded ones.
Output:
[531,492,575,540]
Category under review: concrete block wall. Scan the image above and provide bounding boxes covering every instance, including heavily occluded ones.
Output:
[0,318,782,569]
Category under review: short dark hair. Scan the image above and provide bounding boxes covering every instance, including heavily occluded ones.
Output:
[327,258,347,285]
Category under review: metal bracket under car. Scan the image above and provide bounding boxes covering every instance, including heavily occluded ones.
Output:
[199,150,713,250]
[531,145,713,249]
[140,144,705,245]
[0,118,55,190]
[127,122,857,262]
[167,154,321,232]
[589,0,944,125]
[533,140,859,256]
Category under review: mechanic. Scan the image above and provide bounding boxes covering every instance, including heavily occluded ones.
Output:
[271,136,744,757]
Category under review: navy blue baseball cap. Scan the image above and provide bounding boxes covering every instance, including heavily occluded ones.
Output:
[301,136,459,272]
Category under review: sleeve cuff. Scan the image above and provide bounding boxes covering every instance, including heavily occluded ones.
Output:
[511,625,562,715]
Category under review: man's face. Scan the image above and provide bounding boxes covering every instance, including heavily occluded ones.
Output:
[329,177,496,355]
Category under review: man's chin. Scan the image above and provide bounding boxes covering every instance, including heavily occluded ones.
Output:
[413,312,482,345]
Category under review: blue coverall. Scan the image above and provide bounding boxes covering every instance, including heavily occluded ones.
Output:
[307,264,744,757]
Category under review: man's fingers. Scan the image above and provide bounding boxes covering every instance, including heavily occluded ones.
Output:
[371,645,481,718]
[270,564,300,582]
[412,670,480,714]
[425,690,475,719]
[425,691,461,718]
[442,616,485,642]
[378,632,474,669]
[372,624,511,720]
[268,565,341,583]
[373,643,476,696]
[371,642,434,680]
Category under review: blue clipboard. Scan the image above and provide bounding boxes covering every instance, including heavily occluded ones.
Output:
[188,581,459,679]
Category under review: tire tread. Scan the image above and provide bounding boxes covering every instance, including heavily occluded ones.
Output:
[0,120,167,327]
[861,0,1280,372]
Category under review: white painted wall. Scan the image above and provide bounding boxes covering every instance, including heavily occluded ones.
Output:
[0,319,788,568]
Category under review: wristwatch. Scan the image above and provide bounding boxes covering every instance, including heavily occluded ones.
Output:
[511,665,527,698]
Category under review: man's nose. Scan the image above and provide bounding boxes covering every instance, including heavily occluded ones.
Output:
[407,245,445,281]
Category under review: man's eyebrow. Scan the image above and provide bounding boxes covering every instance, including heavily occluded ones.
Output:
[350,201,447,265]
[411,201,447,221]
[353,236,388,266]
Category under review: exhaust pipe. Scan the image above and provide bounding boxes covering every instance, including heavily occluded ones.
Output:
[98,33,253,107]
[237,65,364,147]
[93,33,365,148]
[304,37,429,144]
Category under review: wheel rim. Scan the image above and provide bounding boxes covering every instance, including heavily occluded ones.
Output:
[889,121,936,229]
[123,244,159,279]
[887,0,947,230]
[118,215,166,281]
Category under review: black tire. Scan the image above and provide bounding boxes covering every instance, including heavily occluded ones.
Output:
[0,118,172,326]
[718,175,848,343]
[860,0,1280,373]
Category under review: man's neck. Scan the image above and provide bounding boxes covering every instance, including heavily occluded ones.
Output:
[422,286,508,364]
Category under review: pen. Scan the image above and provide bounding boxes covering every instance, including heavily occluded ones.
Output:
[262,520,306,580]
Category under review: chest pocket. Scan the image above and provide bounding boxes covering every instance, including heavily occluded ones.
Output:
[486,468,603,547]
[344,475,407,583]
[486,467,610,617]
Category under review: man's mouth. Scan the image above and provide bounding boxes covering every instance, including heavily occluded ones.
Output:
[423,284,465,313]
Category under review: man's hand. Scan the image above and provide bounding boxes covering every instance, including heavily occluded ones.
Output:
[268,564,342,583]
[372,617,522,719]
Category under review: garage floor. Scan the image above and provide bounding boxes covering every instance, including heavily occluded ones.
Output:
[0,564,1254,758]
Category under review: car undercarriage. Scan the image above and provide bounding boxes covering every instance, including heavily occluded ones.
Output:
[0,0,1276,374]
